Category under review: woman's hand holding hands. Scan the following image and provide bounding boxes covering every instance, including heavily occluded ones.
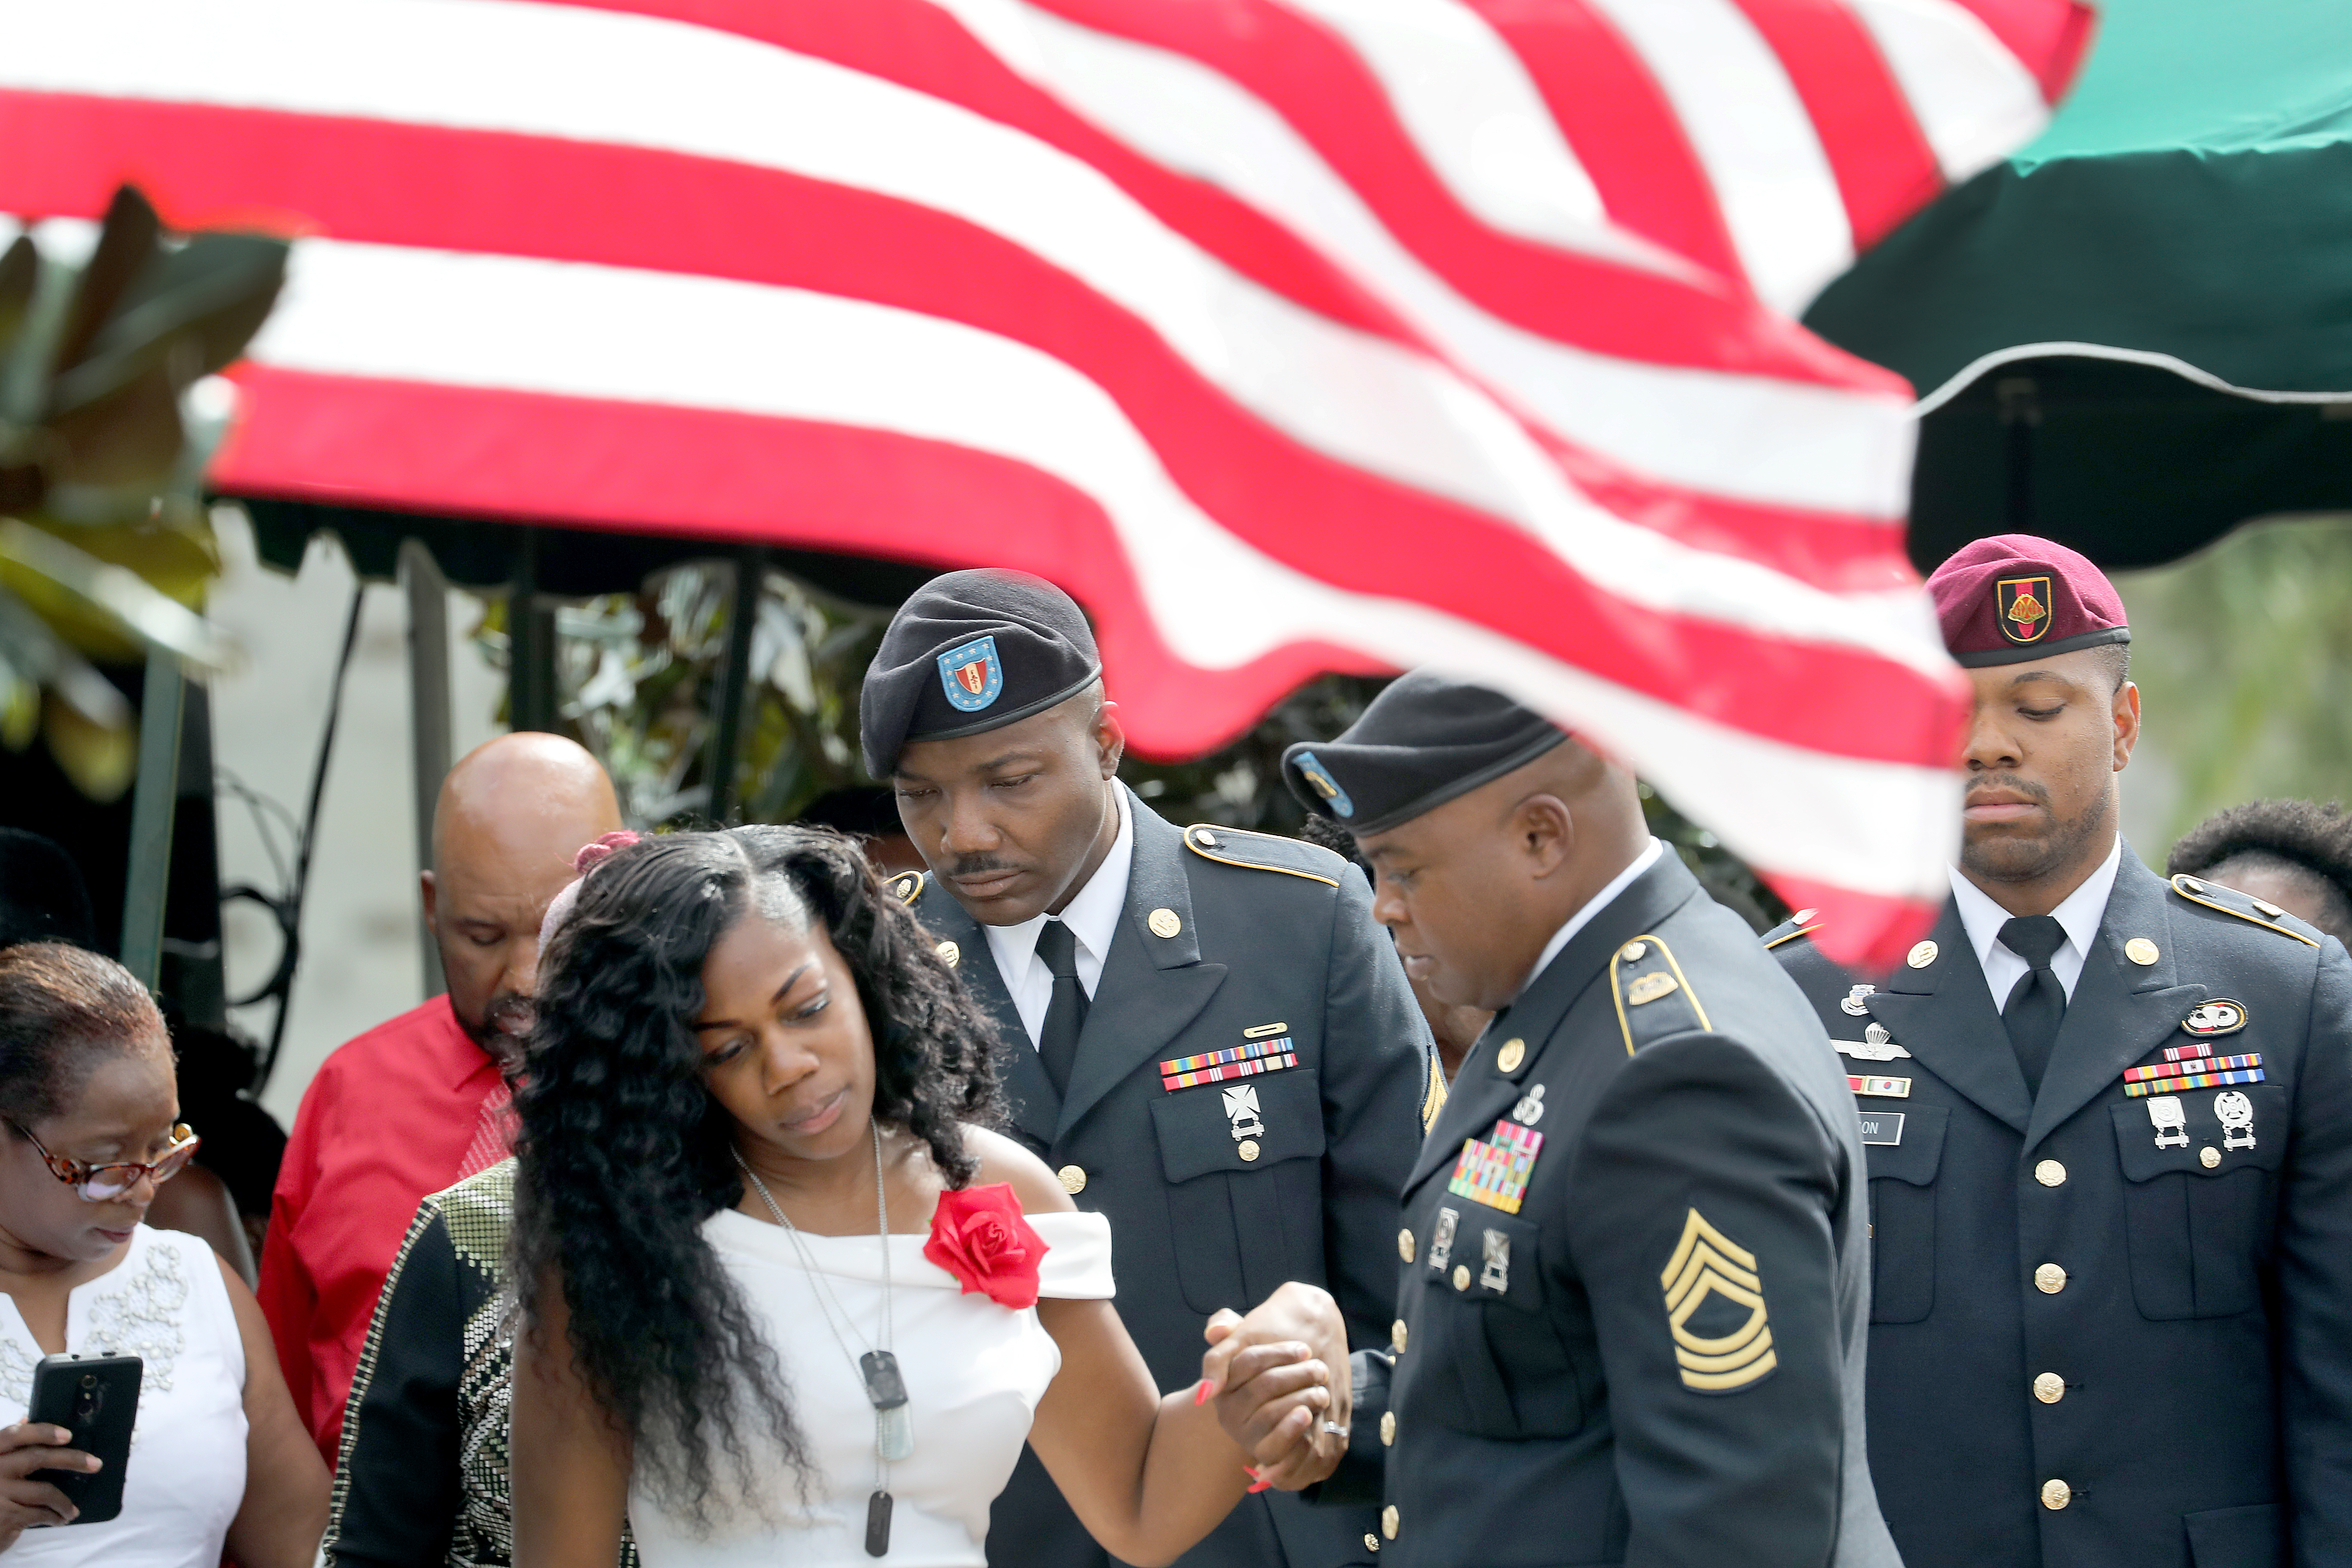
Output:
[1200,1283,1350,1491]
[0,1421,97,1549]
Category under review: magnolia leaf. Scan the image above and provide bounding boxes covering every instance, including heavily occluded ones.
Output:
[47,187,162,383]
[42,688,135,801]
[41,359,182,493]
[0,666,35,751]
[49,233,288,419]
[0,518,233,670]
[0,236,34,358]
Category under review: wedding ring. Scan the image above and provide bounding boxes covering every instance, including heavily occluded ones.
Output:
[1320,1421,1349,1438]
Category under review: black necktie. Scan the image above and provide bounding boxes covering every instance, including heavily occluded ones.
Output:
[2000,915,2068,1095]
[1035,919,1088,1097]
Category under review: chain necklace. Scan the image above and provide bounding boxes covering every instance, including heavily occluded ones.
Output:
[734,1122,908,1557]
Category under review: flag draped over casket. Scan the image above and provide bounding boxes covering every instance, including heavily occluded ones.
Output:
[0,0,2092,967]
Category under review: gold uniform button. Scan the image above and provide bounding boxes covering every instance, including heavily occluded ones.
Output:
[2126,937,2160,966]
[1381,1505,1400,1540]
[2035,1160,2067,1188]
[1398,1228,1415,1263]
[1363,1534,1380,1553]
[2041,1478,2072,1511]
[935,940,960,969]
[1391,1319,1409,1354]
[1620,940,1648,962]
[1380,1410,1396,1446]
[1148,907,1182,939]
[2200,1145,2222,1169]
[2032,1372,2066,1405]
[1237,1139,1261,1163]
[1907,940,1939,969]
[1496,1038,1527,1073]
[2034,1262,2067,1295]
[1057,1164,1087,1195]
[1452,1264,1471,1292]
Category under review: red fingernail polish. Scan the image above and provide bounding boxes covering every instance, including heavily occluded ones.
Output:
[1195,1380,1215,1405]
[1247,1476,1274,1494]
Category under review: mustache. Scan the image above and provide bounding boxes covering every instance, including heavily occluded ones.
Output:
[483,993,536,1033]
[946,855,1020,878]
[1966,772,2052,808]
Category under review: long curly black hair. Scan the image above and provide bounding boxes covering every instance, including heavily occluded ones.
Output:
[511,824,1004,1522]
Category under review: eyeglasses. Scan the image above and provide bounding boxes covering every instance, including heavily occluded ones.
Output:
[9,1121,200,1202]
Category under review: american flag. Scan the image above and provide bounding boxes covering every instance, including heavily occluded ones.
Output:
[2,0,2093,967]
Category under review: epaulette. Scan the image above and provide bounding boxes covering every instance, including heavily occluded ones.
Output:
[1181,825,1342,888]
[1759,907,1823,952]
[2168,873,2321,949]
[1611,934,1711,1056]
[888,869,927,905]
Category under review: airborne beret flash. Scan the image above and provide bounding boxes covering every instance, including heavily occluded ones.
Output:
[859,570,1104,778]
[1928,533,2130,667]
[1280,671,1568,837]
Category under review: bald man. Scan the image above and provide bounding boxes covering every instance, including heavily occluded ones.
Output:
[258,733,622,1465]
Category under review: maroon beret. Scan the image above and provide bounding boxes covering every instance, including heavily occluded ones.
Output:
[1926,533,2130,668]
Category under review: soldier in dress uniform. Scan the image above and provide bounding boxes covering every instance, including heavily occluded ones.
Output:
[1767,534,2352,1568]
[858,571,1440,1568]
[1226,672,1898,1568]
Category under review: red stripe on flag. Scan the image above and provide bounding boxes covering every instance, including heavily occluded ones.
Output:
[1464,0,1746,284]
[1726,0,1944,249]
[210,366,1387,761]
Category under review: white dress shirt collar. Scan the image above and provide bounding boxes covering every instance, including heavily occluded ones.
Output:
[1948,834,2123,1009]
[983,785,1134,1048]
[1517,838,1667,1001]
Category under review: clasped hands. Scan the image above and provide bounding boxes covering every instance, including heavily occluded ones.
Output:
[1198,1283,1350,1491]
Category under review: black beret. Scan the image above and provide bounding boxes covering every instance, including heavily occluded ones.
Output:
[860,570,1103,778]
[1280,672,1567,836]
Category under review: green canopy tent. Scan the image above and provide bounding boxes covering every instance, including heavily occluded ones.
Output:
[1806,0,2352,570]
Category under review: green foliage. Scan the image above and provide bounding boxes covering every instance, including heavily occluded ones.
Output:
[2118,514,2352,844]
[0,187,283,798]
[474,564,888,828]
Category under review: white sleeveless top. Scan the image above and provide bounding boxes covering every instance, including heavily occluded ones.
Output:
[628,1207,1114,1568]
[0,1227,248,1567]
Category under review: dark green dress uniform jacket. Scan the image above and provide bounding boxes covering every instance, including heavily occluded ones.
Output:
[895,787,1441,1568]
[1334,851,1898,1568]
[1771,851,2352,1568]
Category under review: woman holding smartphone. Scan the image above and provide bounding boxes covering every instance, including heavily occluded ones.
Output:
[510,826,1344,1568]
[0,943,326,1564]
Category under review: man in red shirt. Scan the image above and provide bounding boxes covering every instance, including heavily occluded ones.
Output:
[259,731,622,1464]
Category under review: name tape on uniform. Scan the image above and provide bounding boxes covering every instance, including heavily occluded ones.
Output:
[2122,1052,2264,1097]
[1161,1036,1298,1092]
[1448,1120,1545,1215]
[1857,1111,1905,1145]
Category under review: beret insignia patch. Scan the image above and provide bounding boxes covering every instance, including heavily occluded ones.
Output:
[1291,749,1354,818]
[1996,575,2053,644]
[936,634,1004,712]
[1662,1208,1776,1393]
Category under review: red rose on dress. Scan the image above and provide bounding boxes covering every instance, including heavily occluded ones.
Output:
[924,1182,1047,1310]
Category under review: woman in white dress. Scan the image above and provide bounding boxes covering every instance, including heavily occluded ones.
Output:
[0,942,327,1566]
[508,827,1345,1568]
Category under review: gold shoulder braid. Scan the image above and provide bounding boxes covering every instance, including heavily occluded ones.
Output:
[1420,1052,1449,1133]
[1611,936,1710,1056]
[2168,873,2321,948]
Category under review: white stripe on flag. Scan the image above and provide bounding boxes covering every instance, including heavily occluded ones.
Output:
[240,236,1951,674]
[1582,0,1855,312]
[1847,0,2053,184]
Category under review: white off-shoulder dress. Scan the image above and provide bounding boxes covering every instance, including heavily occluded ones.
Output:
[628,1207,1113,1567]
